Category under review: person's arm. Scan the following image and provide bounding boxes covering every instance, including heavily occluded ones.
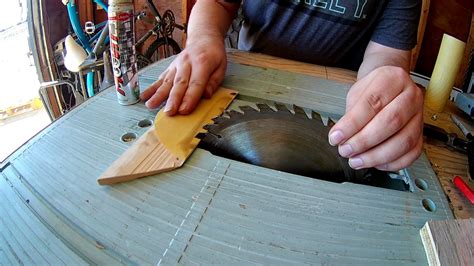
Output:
[328,42,424,171]
[357,41,410,79]
[140,0,240,115]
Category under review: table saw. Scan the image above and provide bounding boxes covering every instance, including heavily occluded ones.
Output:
[0,51,454,264]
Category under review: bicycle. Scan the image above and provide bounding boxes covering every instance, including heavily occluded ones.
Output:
[135,0,185,68]
[58,0,184,103]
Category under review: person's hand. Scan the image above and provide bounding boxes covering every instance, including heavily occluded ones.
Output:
[328,66,424,171]
[140,36,227,115]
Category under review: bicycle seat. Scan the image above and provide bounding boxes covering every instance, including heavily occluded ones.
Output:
[64,35,87,72]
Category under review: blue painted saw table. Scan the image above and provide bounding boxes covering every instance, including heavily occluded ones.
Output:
[0,51,453,264]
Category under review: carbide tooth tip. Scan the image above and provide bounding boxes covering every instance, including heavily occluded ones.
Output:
[327,117,336,127]
[212,116,229,124]
[226,110,242,116]
[203,124,213,130]
[311,111,322,121]
[256,103,272,112]
[274,103,290,112]
[239,105,258,113]
[293,105,306,115]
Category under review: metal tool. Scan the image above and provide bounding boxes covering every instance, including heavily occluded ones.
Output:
[454,92,474,118]
[197,103,410,190]
[451,114,473,140]
[423,124,470,153]
[424,124,474,181]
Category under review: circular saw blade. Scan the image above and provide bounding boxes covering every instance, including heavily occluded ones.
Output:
[197,103,369,183]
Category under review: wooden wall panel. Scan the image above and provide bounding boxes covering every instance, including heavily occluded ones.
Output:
[415,0,473,82]
[184,0,196,23]
[455,11,474,89]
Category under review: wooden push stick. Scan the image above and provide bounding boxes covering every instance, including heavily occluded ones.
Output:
[98,88,238,185]
[154,88,237,161]
[97,128,182,185]
[425,34,466,113]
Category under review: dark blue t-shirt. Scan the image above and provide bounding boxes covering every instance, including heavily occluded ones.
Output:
[237,0,421,70]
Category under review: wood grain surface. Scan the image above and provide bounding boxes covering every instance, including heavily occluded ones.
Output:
[97,128,183,185]
[227,50,357,84]
[411,0,431,71]
[98,88,237,185]
[420,218,474,266]
[423,103,474,219]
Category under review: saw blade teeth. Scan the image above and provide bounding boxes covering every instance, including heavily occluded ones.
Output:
[211,116,228,124]
[321,115,329,126]
[202,124,213,131]
[274,103,291,113]
[293,105,306,116]
[239,106,258,113]
[226,110,243,117]
[256,103,274,113]
[311,111,323,122]
[326,118,336,127]
[195,132,207,139]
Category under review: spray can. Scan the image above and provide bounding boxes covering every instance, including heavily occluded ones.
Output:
[108,0,140,105]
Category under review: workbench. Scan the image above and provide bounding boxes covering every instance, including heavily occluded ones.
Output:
[0,50,471,264]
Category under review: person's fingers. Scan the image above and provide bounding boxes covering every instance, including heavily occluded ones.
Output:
[337,87,422,158]
[155,67,186,116]
[346,112,423,170]
[375,136,423,171]
[143,70,173,109]
[345,81,367,112]
[328,67,407,146]
[159,62,192,115]
[145,67,176,109]
[178,60,213,115]
[140,69,168,101]
[203,61,226,98]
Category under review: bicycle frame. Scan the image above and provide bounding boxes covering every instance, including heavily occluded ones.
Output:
[66,0,109,98]
[66,0,108,53]
[65,0,183,97]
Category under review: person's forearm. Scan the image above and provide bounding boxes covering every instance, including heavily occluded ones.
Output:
[357,41,411,80]
[186,0,240,44]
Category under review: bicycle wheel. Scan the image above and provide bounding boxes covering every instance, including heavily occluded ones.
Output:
[136,54,152,70]
[143,37,181,63]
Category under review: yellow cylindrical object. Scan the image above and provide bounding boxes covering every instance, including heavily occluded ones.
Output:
[424,34,466,112]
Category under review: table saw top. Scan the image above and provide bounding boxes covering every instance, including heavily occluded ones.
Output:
[0,51,455,264]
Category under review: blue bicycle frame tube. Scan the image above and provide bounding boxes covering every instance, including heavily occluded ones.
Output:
[67,0,110,98]
[66,2,93,53]
[88,21,109,45]
[87,72,95,97]
[94,0,108,12]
